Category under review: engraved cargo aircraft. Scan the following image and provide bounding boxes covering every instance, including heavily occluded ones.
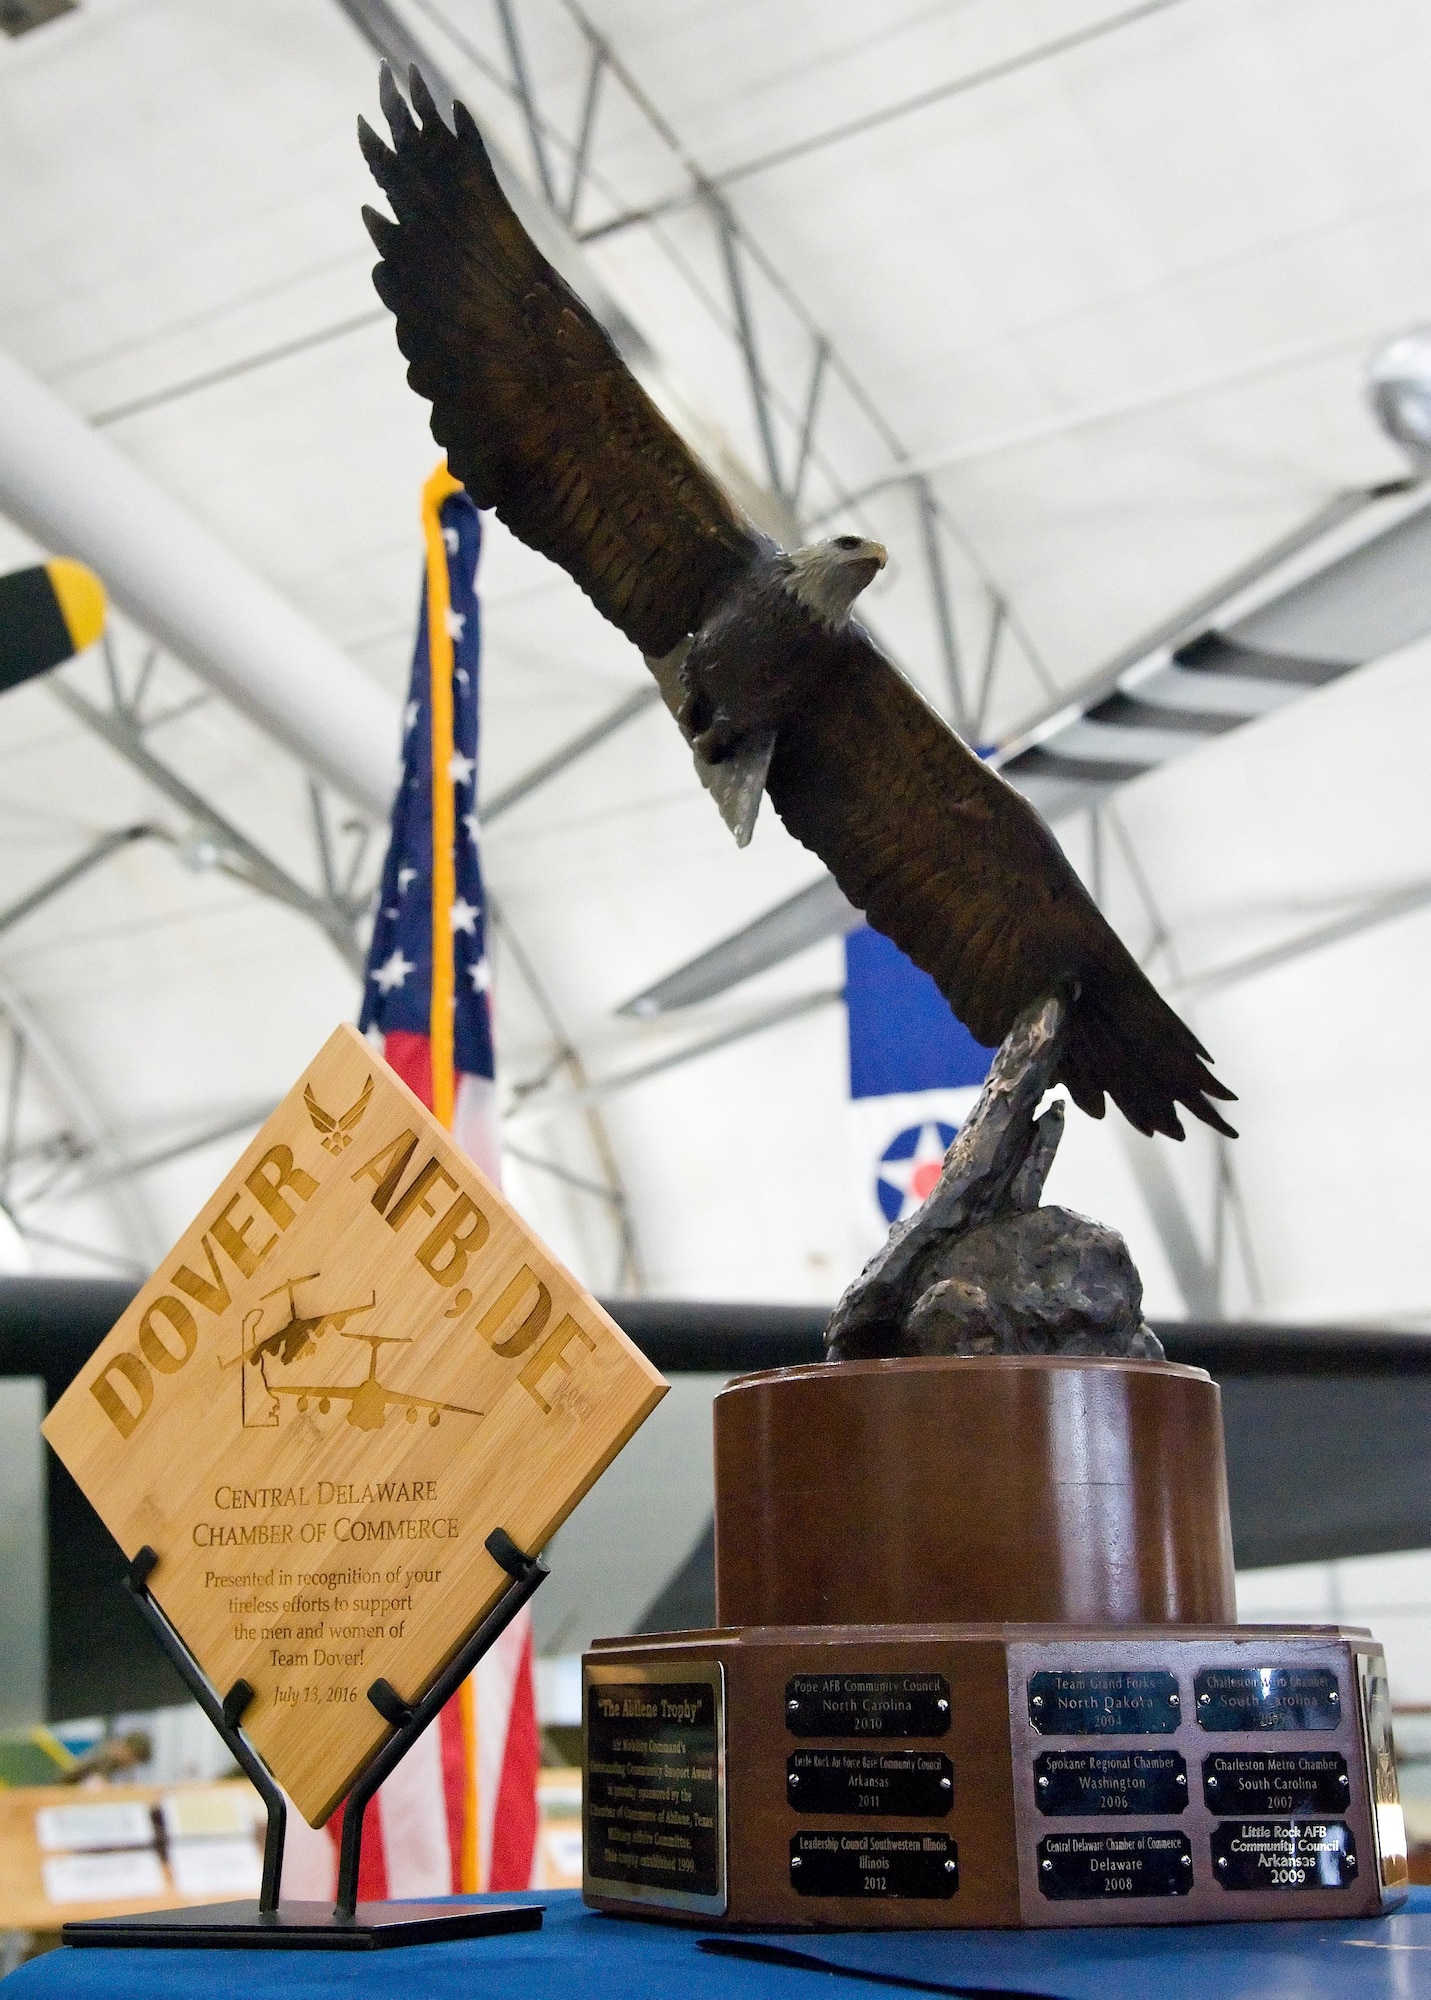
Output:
[271,1329,483,1433]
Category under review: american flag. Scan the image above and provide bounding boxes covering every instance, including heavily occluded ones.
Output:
[360,462,500,1184]
[277,463,540,1900]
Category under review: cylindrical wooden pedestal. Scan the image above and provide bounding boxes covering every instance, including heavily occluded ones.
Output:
[587,1356,1407,1929]
[714,1355,1236,1629]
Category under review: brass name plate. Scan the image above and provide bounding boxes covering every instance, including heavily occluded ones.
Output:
[785,1674,951,1738]
[790,1831,958,1899]
[1028,1670,1180,1736]
[1194,1666,1341,1731]
[1035,1749,1188,1816]
[1038,1830,1193,1900]
[583,1660,726,1916]
[1202,1752,1349,1816]
[1210,1820,1357,1890]
[787,1749,953,1816]
[42,1024,667,1825]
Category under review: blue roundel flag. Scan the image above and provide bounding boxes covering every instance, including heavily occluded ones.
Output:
[876,1120,959,1224]
[845,926,995,1253]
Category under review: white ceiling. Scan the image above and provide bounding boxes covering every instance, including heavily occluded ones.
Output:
[0,0,1429,1333]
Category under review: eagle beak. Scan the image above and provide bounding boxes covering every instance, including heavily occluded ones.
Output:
[847,542,887,593]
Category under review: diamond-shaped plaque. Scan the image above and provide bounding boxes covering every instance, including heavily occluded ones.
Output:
[43,1024,667,1825]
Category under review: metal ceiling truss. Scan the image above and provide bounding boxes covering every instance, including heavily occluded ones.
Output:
[489,896,643,1291]
[38,637,642,1279]
[0,965,154,1277]
[507,984,844,1125]
[0,792,284,1251]
[996,481,1425,820]
[50,634,375,973]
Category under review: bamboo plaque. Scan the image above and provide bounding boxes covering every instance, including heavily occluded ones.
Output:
[43,1024,667,1826]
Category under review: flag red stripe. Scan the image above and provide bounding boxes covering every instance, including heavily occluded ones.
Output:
[438,1692,470,1887]
[487,1618,541,1890]
[382,1027,433,1105]
[326,1794,388,1901]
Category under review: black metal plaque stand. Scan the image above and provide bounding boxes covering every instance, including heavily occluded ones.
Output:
[64,1529,549,1950]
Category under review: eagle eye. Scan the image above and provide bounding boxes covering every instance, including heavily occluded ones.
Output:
[832,535,863,551]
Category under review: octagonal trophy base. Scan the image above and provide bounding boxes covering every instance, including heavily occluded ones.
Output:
[582,1358,1408,1928]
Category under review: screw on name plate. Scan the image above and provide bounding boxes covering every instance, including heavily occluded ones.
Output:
[789,1774,801,1786]
[1217,1856,1227,1869]
[937,1698,949,1711]
[1041,1860,1052,1872]
[792,1856,802,1868]
[788,1699,800,1712]
[1169,1694,1180,1707]
[1199,1693,1211,1705]
[1032,1696,1044,1708]
[944,1860,956,1873]
[940,1777,952,1790]
[1181,1856,1192,1867]
[1176,1774,1187,1786]
[1037,1777,1049,1788]
[1330,1691,1340,1703]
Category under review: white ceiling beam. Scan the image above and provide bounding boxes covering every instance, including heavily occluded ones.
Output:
[0,346,398,820]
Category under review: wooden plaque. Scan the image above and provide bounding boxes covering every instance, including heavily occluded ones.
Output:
[43,1024,667,1825]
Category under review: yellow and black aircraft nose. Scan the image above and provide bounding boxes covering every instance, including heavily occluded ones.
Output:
[0,557,107,694]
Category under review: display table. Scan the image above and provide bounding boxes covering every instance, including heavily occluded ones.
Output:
[7,1888,1431,1998]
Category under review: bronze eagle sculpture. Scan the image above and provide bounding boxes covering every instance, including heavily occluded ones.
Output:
[359,67,1235,1142]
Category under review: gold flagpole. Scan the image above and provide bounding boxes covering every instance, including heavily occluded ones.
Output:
[420,460,463,1130]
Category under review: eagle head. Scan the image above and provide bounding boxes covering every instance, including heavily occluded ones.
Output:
[782,535,888,628]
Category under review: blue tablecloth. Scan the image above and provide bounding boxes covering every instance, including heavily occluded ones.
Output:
[10,1888,1431,2000]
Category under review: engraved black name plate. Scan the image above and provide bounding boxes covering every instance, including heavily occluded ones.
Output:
[786,1674,950,1738]
[1195,1667,1341,1732]
[1028,1670,1180,1736]
[584,1666,725,1915]
[788,1750,953,1815]
[1035,1749,1188,1816]
[1210,1819,1358,1890]
[1203,1751,1350,1816]
[1038,1830,1193,1900]
[791,1831,958,1899]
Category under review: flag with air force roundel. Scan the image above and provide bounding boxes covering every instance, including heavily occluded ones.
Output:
[845,926,995,1266]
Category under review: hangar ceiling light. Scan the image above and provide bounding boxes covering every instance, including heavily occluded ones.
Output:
[1368,326,1431,466]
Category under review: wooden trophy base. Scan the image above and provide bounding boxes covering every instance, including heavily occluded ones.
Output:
[583,1621,1407,1928]
[581,1357,1409,1928]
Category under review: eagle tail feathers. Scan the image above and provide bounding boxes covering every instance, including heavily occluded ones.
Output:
[1062,971,1237,1141]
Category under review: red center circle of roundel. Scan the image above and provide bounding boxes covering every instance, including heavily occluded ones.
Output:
[874,1120,958,1225]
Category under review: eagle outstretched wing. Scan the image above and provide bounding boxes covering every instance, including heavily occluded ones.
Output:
[765,626,1237,1139]
[359,68,1235,1142]
[359,68,765,660]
